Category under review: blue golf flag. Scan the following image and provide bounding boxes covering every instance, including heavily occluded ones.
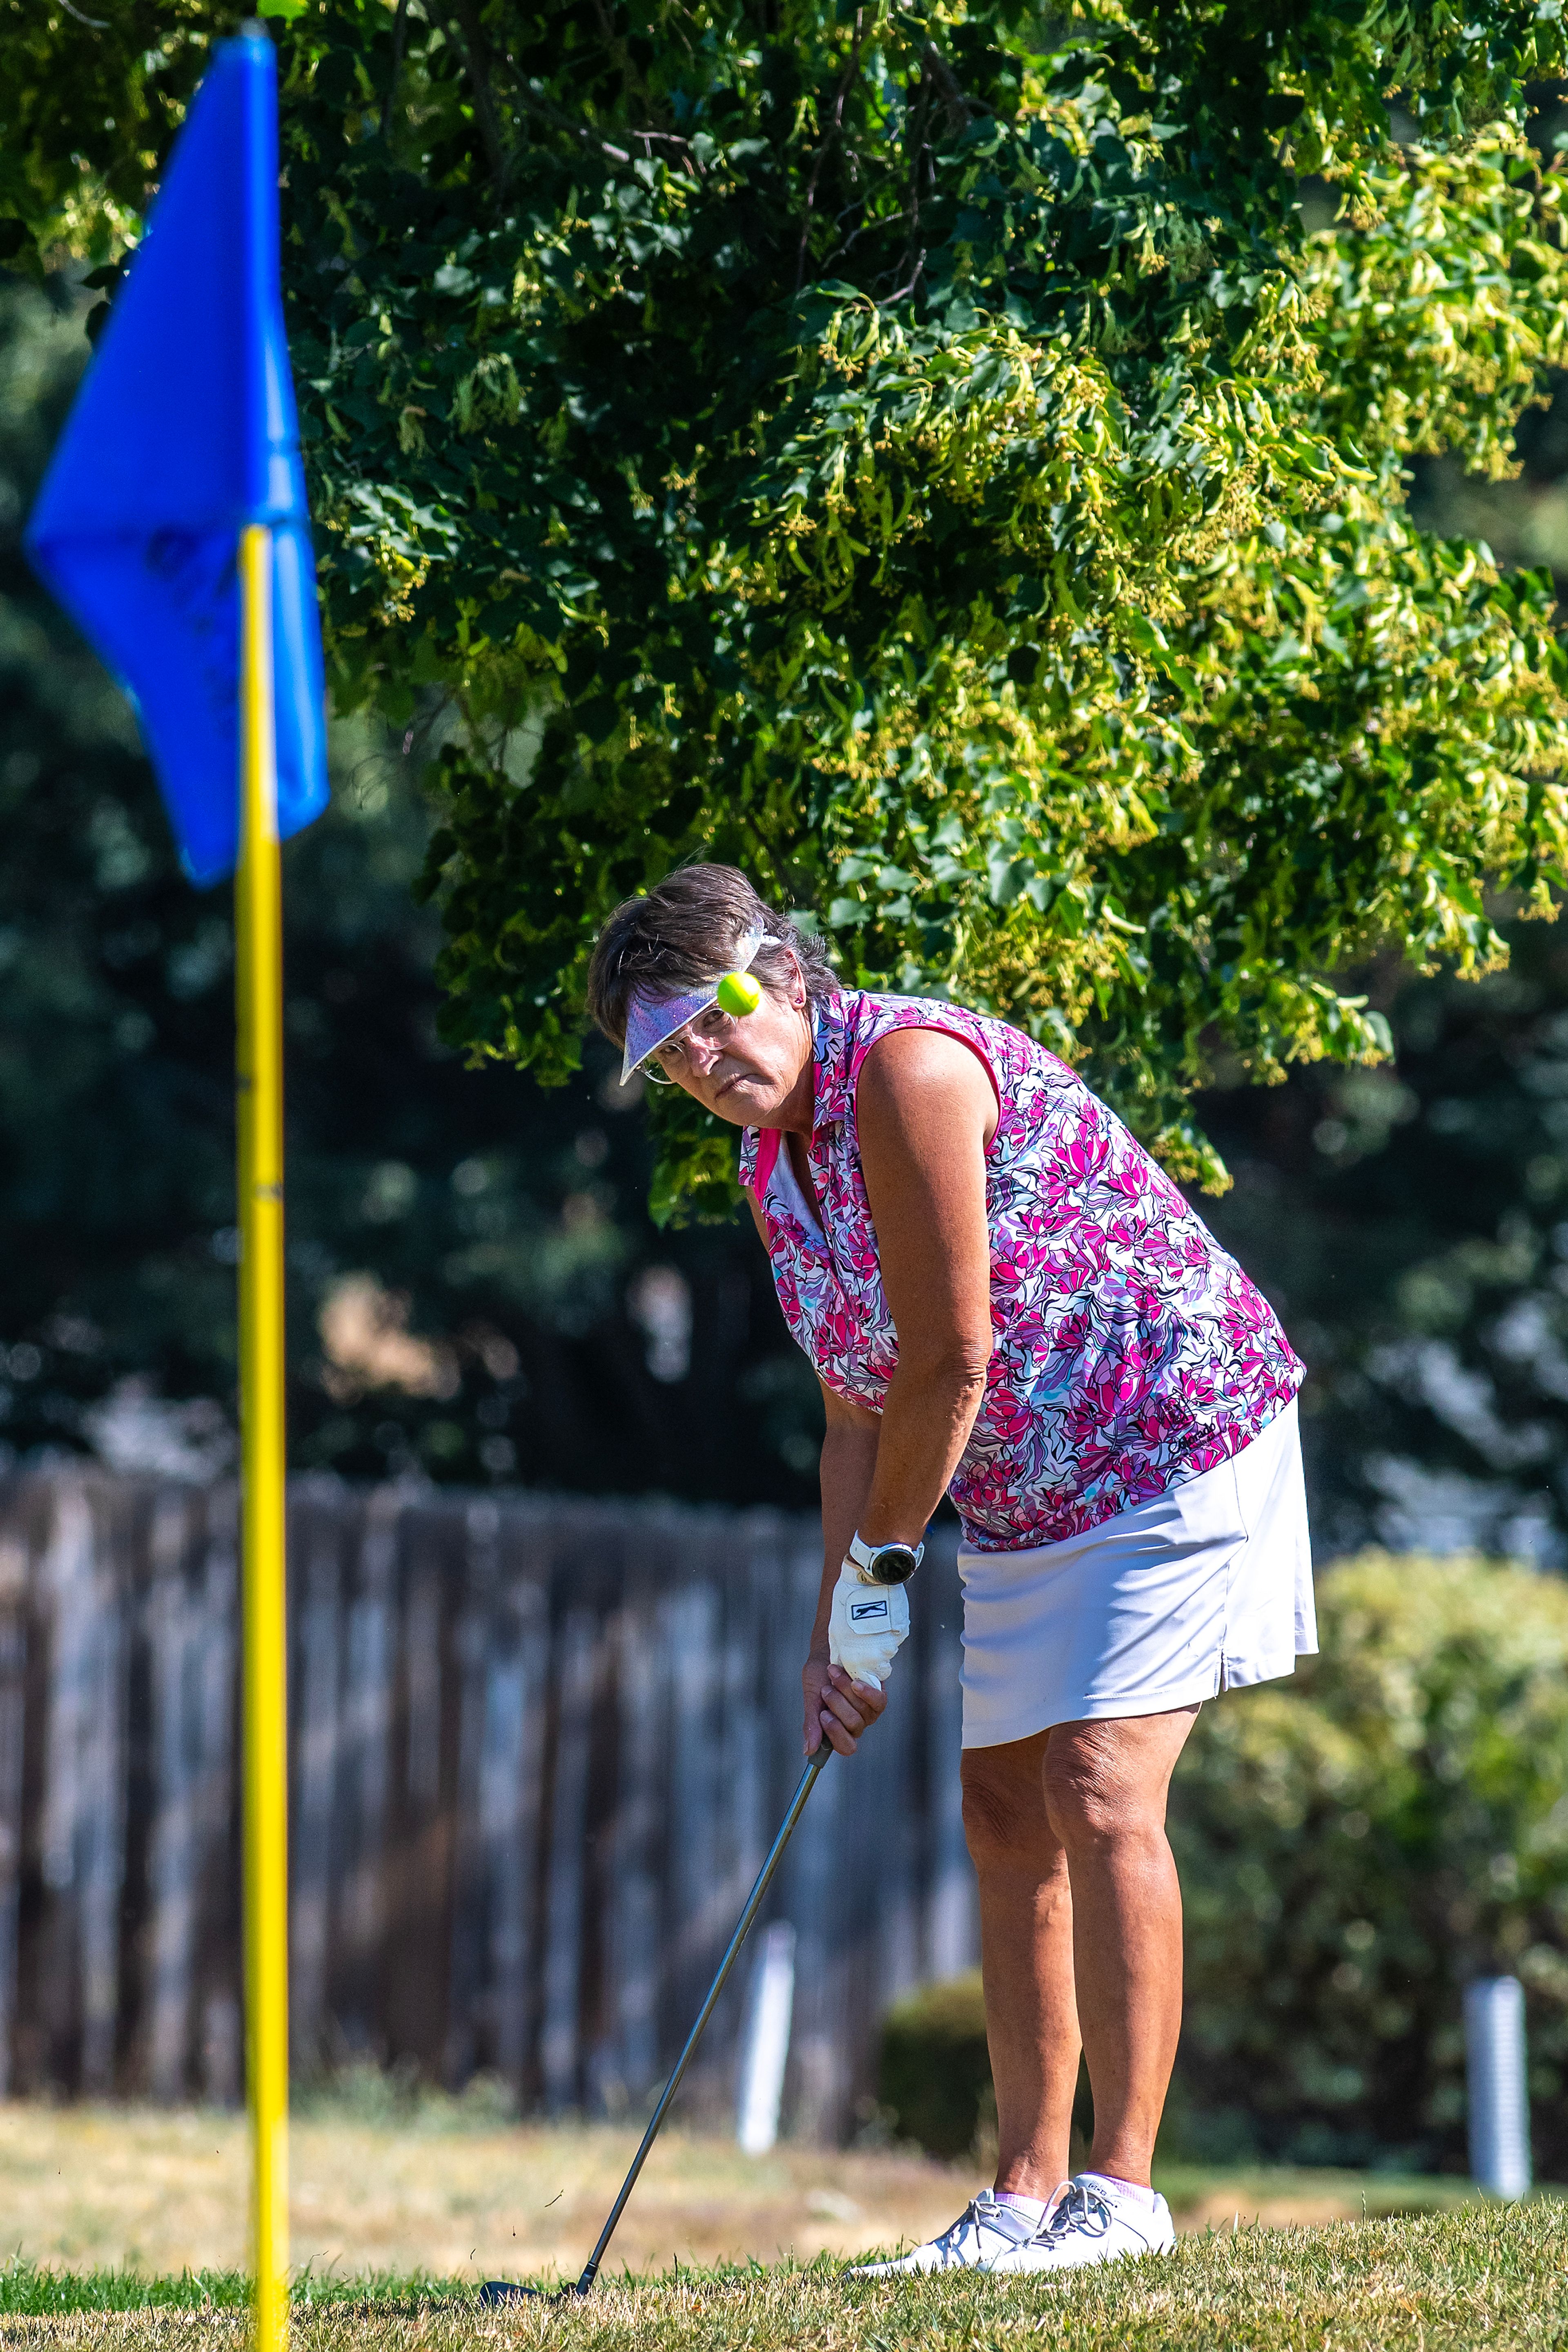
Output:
[24,28,328,886]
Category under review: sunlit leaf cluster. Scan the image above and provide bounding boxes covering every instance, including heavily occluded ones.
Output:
[10,0,1568,1209]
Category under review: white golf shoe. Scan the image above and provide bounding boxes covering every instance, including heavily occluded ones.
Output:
[848,2190,1049,2276]
[985,2176,1176,2274]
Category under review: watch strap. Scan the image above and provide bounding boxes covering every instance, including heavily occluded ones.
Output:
[847,1529,925,1583]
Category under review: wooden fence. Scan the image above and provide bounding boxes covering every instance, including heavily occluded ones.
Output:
[0,1469,976,2139]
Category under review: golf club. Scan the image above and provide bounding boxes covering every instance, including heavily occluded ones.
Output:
[480,1740,831,2305]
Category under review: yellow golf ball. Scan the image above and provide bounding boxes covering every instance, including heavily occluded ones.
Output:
[715,969,762,1017]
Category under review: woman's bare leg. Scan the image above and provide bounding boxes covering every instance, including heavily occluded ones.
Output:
[961,1706,1200,2201]
[961,1732,1080,2200]
[1042,1706,1200,2186]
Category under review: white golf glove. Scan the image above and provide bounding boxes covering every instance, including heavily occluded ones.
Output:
[828,1560,910,1690]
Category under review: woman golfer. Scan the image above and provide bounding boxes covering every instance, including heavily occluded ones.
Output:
[588,864,1313,2277]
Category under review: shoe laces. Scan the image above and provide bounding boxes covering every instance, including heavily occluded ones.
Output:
[1036,2182,1115,2245]
[940,2195,1035,2265]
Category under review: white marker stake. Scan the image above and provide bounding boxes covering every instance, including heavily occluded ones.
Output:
[737,1920,797,2155]
[1465,1975,1531,2198]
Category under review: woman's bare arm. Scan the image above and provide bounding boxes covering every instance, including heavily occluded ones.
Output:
[854,1027,996,1543]
[818,1380,878,1580]
[745,1034,995,1749]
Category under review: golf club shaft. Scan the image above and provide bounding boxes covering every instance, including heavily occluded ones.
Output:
[575,1742,831,2292]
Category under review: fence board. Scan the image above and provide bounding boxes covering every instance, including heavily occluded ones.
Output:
[290,1495,342,2069]
[604,1590,666,2111]
[0,1468,976,2136]
[0,1519,29,2098]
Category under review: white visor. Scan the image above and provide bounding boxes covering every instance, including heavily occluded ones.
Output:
[620,925,768,1084]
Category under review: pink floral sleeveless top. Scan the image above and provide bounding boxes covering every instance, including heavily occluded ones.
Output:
[739,989,1303,1553]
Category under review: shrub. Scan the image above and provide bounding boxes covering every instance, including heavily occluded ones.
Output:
[879,1555,1568,2174]
[878,1972,992,2160]
[1172,1550,1568,2174]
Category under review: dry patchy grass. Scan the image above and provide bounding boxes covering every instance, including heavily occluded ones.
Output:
[0,2102,1470,2285]
[0,2103,969,2278]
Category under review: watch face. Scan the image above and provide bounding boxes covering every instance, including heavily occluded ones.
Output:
[868,1544,920,1586]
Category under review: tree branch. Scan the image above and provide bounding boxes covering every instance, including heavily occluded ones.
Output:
[381,0,410,140]
[891,60,934,304]
[511,95,693,172]
[795,9,870,294]
[514,80,632,165]
[922,42,981,130]
[417,8,677,178]
[423,0,511,187]
[880,251,925,306]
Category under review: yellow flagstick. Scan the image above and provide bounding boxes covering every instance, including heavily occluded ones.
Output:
[237,521,290,2352]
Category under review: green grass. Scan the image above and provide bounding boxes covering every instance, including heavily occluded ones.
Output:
[0,2261,466,2315]
[0,2262,245,2314]
[1152,2159,1479,2218]
[4,2203,1568,2347]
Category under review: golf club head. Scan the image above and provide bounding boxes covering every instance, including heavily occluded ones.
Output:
[479,2278,586,2306]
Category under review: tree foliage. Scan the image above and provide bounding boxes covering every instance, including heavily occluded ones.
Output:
[9,1,1568,1209]
[0,0,215,274]
[0,278,824,1503]
[1200,894,1568,1566]
[1161,321,1568,1573]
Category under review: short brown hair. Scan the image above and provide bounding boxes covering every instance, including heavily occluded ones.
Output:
[586,864,838,1049]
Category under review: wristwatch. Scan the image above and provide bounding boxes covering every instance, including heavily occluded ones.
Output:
[846,1529,924,1586]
